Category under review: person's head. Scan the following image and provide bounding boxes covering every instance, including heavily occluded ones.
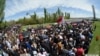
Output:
[40,48,45,54]
[68,45,72,50]
[69,38,73,41]
[73,48,77,53]
[77,44,83,48]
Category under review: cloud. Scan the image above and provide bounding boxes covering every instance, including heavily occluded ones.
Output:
[5,0,99,18]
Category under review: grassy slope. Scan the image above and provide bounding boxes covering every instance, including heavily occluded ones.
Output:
[88,21,100,54]
[21,23,53,30]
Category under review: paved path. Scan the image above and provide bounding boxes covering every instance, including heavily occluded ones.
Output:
[65,18,83,22]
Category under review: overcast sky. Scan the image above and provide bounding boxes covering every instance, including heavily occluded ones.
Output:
[5,0,100,21]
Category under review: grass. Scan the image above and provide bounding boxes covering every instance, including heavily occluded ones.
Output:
[88,21,100,55]
[21,23,53,30]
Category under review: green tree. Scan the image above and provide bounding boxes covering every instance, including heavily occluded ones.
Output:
[44,8,47,23]
[23,17,26,25]
[0,0,6,29]
[30,12,37,24]
[34,12,37,21]
[16,18,25,25]
[11,8,71,26]
[65,12,70,19]
[34,12,39,24]
[30,12,39,24]
[57,8,61,16]
[92,5,96,20]
[67,13,70,19]
[4,21,7,27]
[46,12,50,23]
[46,13,53,23]
[65,12,67,19]
[0,0,5,23]
[53,13,57,22]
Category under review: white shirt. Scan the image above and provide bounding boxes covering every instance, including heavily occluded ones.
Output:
[37,52,48,56]
[3,51,8,56]
[6,40,11,49]
[16,38,20,45]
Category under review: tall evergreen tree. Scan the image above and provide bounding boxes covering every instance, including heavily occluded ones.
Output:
[30,12,38,24]
[0,0,5,23]
[44,8,47,23]
[34,12,39,24]
[67,13,70,19]
[65,12,67,19]
[34,12,37,20]
[57,8,61,16]
[65,12,70,19]
[23,17,26,25]
[0,0,6,29]
[92,5,96,20]
[53,13,57,22]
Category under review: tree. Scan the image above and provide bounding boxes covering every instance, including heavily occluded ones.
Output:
[44,8,47,23]
[65,12,70,19]
[57,8,61,16]
[92,5,96,20]
[34,12,39,24]
[65,12,67,19]
[0,0,5,23]
[67,13,70,19]
[0,0,6,29]
[34,12,37,20]
[7,7,71,26]
[30,12,39,24]
[23,17,26,25]
[4,20,7,28]
[53,13,57,22]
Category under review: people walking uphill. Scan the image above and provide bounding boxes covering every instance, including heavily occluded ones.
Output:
[0,20,93,56]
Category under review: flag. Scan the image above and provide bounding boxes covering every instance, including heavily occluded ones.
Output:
[57,16,64,24]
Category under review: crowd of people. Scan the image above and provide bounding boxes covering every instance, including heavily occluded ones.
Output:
[0,20,94,56]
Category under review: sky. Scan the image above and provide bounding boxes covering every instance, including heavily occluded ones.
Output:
[4,0,100,21]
